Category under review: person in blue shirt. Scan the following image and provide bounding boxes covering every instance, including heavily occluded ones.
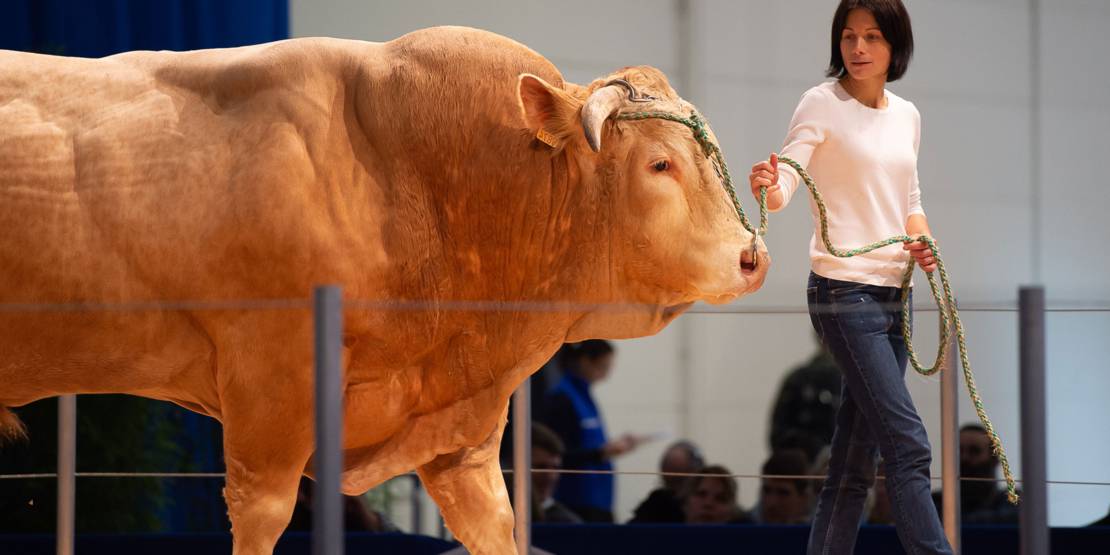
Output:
[540,340,644,522]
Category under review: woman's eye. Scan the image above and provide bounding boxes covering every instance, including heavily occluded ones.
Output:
[653,160,670,172]
[866,34,882,41]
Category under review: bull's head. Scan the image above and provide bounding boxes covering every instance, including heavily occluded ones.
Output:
[516,67,768,330]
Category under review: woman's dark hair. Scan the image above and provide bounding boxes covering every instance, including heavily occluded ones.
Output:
[826,0,914,82]
[561,339,613,363]
[555,340,614,376]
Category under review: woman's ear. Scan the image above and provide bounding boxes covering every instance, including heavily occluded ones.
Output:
[517,73,582,150]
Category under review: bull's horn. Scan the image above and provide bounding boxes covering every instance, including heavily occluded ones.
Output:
[581,84,626,153]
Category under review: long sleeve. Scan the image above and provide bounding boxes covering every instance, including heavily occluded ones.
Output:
[776,80,925,287]
[907,105,925,217]
[776,88,829,212]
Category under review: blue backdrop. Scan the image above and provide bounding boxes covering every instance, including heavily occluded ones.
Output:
[0,0,287,58]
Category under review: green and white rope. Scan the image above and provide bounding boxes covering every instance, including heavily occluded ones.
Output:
[616,109,1019,505]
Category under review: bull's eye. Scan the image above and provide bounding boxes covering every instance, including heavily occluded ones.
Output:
[652,160,670,172]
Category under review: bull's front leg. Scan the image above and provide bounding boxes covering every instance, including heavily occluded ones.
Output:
[417,418,516,555]
[216,315,317,555]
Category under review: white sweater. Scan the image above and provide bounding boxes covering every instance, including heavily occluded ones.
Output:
[776,80,925,288]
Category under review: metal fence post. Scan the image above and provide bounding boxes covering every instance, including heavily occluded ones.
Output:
[941,312,961,552]
[314,285,344,555]
[512,379,532,555]
[57,395,76,555]
[1019,286,1048,555]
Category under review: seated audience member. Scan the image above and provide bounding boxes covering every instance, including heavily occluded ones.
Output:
[629,440,706,523]
[683,465,751,524]
[931,424,1018,524]
[530,422,582,524]
[753,449,813,524]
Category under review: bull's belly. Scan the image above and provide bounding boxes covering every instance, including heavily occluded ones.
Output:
[0,310,218,413]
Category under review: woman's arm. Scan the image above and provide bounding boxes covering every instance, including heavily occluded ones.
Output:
[903,106,936,272]
[749,88,828,212]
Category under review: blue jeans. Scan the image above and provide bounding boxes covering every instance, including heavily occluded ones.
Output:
[805,272,952,555]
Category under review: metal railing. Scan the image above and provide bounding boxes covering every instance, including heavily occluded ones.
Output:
[1,285,1089,555]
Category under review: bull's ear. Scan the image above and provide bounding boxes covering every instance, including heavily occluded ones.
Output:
[517,73,580,150]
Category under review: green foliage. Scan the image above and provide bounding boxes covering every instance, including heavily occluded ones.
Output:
[0,396,188,532]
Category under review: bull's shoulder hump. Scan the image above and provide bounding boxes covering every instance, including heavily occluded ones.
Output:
[130,38,379,100]
[384,26,560,82]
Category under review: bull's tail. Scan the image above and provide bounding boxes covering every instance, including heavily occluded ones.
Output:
[0,406,28,444]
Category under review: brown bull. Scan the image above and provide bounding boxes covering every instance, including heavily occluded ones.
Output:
[0,26,767,554]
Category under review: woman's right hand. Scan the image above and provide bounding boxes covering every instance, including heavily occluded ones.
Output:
[749,152,780,202]
[601,433,644,459]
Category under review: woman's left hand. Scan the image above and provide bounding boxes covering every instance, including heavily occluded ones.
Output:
[903,235,937,273]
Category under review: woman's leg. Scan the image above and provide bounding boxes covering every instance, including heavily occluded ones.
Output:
[807,275,880,555]
[806,384,880,555]
[807,276,951,555]
[876,288,951,554]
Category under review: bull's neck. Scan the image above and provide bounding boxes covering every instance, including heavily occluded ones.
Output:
[437,142,614,310]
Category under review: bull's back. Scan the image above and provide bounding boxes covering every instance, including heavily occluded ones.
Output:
[0,43,347,407]
[2,51,197,303]
[0,42,355,304]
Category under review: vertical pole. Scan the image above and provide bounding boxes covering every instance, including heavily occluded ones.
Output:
[411,474,423,535]
[1019,287,1048,555]
[314,285,344,555]
[1029,0,1042,283]
[56,395,76,555]
[512,380,532,555]
[940,325,961,552]
[675,0,699,103]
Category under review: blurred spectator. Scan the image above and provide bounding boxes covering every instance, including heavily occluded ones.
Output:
[768,340,841,455]
[530,423,582,523]
[540,340,645,523]
[499,343,575,470]
[775,428,827,470]
[931,424,1018,524]
[532,343,576,418]
[752,449,813,524]
[629,440,706,523]
[683,465,750,524]
[866,463,894,525]
[287,477,397,533]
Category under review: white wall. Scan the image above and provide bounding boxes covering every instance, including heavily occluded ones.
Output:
[292,0,1110,527]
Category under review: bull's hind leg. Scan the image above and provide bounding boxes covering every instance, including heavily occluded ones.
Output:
[215,316,316,555]
[417,420,515,555]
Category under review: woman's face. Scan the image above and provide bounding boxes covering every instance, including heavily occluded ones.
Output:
[839,8,891,82]
[580,352,614,383]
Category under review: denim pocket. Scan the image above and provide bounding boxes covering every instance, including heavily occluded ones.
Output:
[828,283,871,305]
[828,287,888,335]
